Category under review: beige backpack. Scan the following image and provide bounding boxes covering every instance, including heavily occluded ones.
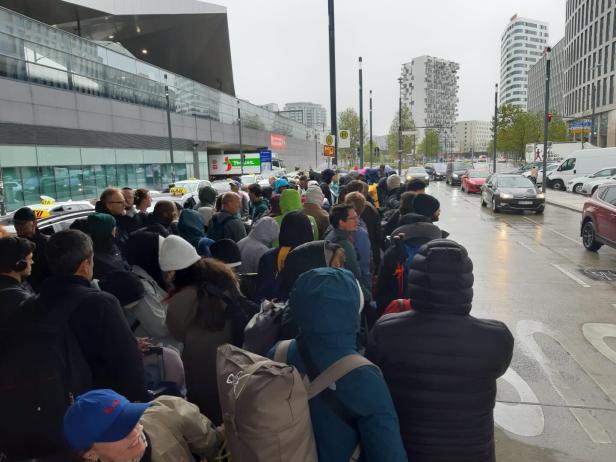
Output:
[216,341,374,462]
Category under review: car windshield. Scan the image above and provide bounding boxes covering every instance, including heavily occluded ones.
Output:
[211,181,231,194]
[241,175,257,184]
[454,162,473,171]
[469,171,490,179]
[407,168,427,174]
[498,176,534,188]
[173,181,198,193]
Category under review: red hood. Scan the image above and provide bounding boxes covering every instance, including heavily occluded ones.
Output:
[467,178,486,185]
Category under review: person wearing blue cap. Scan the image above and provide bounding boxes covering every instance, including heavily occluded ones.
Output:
[273,177,290,194]
[64,389,223,462]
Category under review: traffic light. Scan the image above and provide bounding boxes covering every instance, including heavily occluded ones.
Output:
[547,112,553,122]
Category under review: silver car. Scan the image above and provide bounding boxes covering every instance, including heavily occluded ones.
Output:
[581,175,616,195]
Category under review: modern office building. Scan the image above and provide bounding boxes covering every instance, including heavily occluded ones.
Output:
[0,1,321,211]
[500,15,549,109]
[454,121,492,153]
[564,0,616,147]
[527,38,567,115]
[400,55,459,152]
[282,102,328,131]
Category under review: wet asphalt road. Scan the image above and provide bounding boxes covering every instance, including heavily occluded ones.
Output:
[427,181,616,462]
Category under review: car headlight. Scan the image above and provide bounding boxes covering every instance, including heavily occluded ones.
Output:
[500,193,513,199]
[424,175,429,180]
[406,176,412,181]
[453,173,458,178]
[536,193,545,199]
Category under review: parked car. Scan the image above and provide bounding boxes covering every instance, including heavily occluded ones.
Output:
[446,160,474,185]
[478,155,488,162]
[566,166,616,194]
[426,162,447,181]
[1,206,95,235]
[580,174,616,196]
[155,179,212,209]
[480,174,545,214]
[461,169,491,193]
[581,183,616,251]
[547,147,616,190]
[405,167,430,185]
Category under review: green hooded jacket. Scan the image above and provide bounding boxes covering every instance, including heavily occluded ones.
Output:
[273,189,318,246]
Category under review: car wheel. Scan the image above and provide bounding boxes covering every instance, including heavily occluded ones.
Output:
[535,206,544,215]
[582,220,603,251]
[492,198,500,213]
[592,186,599,196]
[573,183,583,194]
[552,180,565,191]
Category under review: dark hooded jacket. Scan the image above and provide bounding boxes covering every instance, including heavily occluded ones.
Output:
[269,268,407,462]
[375,214,444,312]
[178,209,208,249]
[320,169,336,206]
[367,240,514,462]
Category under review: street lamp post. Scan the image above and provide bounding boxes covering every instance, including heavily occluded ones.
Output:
[164,74,176,183]
[398,77,403,175]
[358,57,364,168]
[328,0,338,165]
[237,99,244,163]
[369,90,373,167]
[542,47,551,193]
[492,83,498,174]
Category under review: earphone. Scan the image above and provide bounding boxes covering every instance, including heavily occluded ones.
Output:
[13,259,28,272]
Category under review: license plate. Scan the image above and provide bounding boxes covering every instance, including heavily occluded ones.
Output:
[518,201,533,205]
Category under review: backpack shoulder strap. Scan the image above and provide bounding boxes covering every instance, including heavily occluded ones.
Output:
[307,355,378,399]
[273,339,292,364]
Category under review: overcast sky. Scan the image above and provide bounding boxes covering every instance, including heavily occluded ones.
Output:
[209,0,566,135]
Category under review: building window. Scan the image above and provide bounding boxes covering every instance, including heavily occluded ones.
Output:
[603,77,608,105]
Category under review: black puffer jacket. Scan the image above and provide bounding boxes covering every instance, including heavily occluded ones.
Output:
[367,240,513,462]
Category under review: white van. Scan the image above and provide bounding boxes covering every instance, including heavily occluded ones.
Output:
[547,148,616,190]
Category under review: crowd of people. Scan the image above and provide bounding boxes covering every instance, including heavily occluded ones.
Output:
[0,165,514,462]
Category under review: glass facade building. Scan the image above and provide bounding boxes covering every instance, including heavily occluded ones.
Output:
[0,6,314,211]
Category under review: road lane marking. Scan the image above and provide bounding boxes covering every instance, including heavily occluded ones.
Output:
[495,368,544,437]
[551,264,591,288]
[523,216,580,244]
[517,241,538,254]
[612,304,616,311]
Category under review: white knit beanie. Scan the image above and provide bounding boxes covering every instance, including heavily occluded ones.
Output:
[159,235,201,272]
[387,174,401,190]
[305,186,325,205]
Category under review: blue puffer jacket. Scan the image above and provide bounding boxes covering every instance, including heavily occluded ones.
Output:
[271,268,407,462]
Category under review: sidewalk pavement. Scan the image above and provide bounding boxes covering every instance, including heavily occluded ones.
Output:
[545,189,587,213]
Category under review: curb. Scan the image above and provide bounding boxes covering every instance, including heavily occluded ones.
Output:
[545,199,583,213]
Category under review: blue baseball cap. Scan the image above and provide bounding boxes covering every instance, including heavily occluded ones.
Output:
[274,178,290,193]
[64,389,151,450]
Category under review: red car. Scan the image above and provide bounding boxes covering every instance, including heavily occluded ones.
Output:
[581,183,616,251]
[461,170,491,193]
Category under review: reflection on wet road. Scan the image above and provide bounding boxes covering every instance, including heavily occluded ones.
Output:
[429,181,616,461]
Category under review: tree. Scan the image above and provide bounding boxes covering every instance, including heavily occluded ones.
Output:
[416,130,440,159]
[386,106,415,166]
[337,108,367,166]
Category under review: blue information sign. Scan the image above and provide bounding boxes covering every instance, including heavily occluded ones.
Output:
[260,150,272,163]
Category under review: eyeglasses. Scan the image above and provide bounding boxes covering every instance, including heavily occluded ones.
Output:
[107,201,125,205]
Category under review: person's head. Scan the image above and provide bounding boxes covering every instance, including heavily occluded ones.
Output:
[125,232,166,289]
[290,267,363,341]
[274,178,290,194]
[177,209,206,247]
[121,188,134,210]
[304,186,324,206]
[0,236,35,282]
[133,188,152,212]
[408,239,473,314]
[344,191,366,217]
[406,179,427,194]
[230,181,240,193]
[261,185,273,201]
[173,257,240,330]
[330,204,358,232]
[268,176,277,186]
[87,213,117,253]
[248,183,263,203]
[12,207,38,239]
[158,235,201,286]
[346,180,369,198]
[269,195,281,217]
[399,191,418,215]
[63,389,150,462]
[222,192,241,215]
[387,174,401,191]
[198,185,217,208]
[279,210,313,249]
[299,175,308,190]
[412,194,441,222]
[152,200,177,226]
[379,164,386,172]
[47,230,94,281]
[210,238,242,269]
[279,189,302,214]
[100,188,126,217]
[249,216,279,246]
[321,168,335,185]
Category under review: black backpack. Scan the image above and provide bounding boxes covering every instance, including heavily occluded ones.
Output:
[0,296,92,460]
[207,214,236,241]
